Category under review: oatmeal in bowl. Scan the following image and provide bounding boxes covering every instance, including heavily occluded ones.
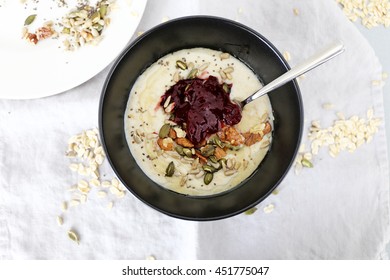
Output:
[125,48,274,196]
[99,16,303,220]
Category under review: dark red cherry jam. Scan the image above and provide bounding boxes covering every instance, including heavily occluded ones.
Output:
[160,76,242,145]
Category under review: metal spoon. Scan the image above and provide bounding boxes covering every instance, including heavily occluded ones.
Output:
[238,43,345,108]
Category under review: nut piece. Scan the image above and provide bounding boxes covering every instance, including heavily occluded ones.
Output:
[175,137,194,148]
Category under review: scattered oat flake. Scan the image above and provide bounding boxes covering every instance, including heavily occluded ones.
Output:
[382,72,388,80]
[161,16,170,23]
[97,191,107,198]
[56,216,63,226]
[337,0,390,28]
[101,181,111,188]
[70,199,80,207]
[107,201,114,209]
[272,189,280,195]
[293,8,299,15]
[61,201,68,212]
[372,80,382,86]
[322,103,335,110]
[294,108,381,173]
[263,204,275,214]
[283,51,291,61]
[146,255,156,260]
[67,230,79,244]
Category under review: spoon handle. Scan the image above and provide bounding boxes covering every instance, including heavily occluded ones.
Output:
[241,43,345,106]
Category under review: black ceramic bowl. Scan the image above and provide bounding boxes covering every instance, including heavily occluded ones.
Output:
[99,16,303,221]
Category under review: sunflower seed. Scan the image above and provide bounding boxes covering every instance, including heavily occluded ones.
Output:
[162,95,172,109]
[220,52,230,60]
[187,68,198,79]
[198,62,210,71]
[224,169,237,176]
[180,176,187,187]
[219,69,227,80]
[223,66,234,74]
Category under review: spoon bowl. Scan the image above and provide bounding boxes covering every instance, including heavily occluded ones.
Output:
[238,43,345,108]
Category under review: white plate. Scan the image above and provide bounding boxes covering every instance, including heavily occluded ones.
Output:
[0,0,147,99]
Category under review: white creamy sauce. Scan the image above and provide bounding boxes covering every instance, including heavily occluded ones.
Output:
[125,48,273,196]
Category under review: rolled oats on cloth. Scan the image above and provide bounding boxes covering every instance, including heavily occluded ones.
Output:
[0,0,389,259]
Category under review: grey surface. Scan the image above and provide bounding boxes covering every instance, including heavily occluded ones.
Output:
[354,23,390,257]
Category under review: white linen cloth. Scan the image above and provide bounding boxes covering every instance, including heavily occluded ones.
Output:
[0,0,389,259]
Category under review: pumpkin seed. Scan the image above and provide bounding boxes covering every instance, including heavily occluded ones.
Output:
[200,145,215,157]
[301,158,313,168]
[202,164,217,173]
[224,143,241,151]
[204,172,213,185]
[24,14,37,26]
[176,60,187,70]
[187,68,198,79]
[183,148,193,158]
[210,161,222,170]
[165,161,175,177]
[67,230,79,244]
[244,207,257,215]
[175,145,185,156]
[99,5,108,17]
[159,124,171,138]
[91,11,101,23]
[214,137,225,148]
[209,155,218,163]
[62,27,70,34]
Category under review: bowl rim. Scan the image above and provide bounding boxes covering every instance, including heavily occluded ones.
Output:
[99,15,304,221]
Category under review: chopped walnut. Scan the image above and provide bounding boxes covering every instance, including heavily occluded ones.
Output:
[243,132,263,146]
[157,138,174,151]
[214,146,227,159]
[26,33,38,44]
[36,26,54,40]
[175,137,194,148]
[218,126,245,146]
